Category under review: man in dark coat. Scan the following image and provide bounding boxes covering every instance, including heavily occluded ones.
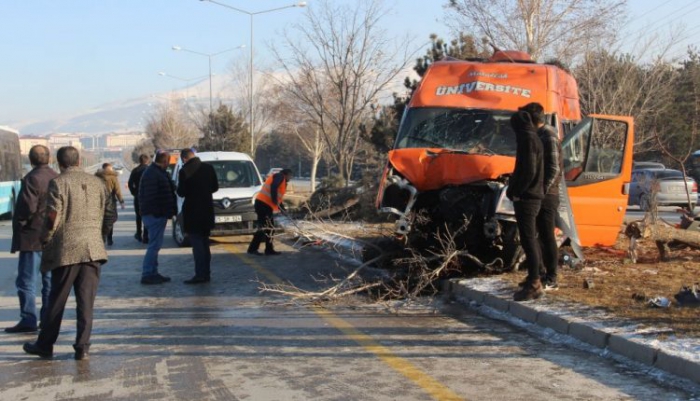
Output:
[128,154,150,243]
[507,109,545,302]
[6,145,58,333]
[138,150,177,285]
[176,148,219,284]
[521,102,563,291]
[23,146,115,360]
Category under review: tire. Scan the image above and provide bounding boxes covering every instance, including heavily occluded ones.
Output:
[500,221,525,272]
[172,214,191,247]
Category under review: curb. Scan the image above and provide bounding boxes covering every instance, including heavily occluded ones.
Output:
[445,278,700,386]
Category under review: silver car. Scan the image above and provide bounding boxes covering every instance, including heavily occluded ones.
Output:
[628,168,697,210]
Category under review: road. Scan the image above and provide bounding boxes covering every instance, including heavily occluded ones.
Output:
[0,191,698,399]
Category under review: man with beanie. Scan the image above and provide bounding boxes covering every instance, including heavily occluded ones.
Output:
[507,108,545,301]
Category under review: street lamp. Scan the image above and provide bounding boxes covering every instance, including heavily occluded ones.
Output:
[200,0,307,154]
[171,45,245,116]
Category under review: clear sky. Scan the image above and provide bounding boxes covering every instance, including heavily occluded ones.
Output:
[0,0,698,126]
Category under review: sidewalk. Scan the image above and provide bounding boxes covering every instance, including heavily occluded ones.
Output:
[283,219,700,386]
[444,277,700,385]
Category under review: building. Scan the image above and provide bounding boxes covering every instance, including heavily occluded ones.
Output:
[47,133,83,151]
[18,136,49,155]
[98,132,147,149]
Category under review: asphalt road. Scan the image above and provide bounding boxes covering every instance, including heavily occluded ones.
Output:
[0,190,698,399]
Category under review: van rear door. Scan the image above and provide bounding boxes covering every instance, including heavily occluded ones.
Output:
[562,115,634,247]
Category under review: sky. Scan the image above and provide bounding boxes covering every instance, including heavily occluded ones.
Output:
[0,0,699,126]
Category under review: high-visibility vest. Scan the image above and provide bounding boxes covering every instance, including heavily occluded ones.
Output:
[256,173,287,211]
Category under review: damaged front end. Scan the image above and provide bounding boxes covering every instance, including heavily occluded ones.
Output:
[377,160,523,272]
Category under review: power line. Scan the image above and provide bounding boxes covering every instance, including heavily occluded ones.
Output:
[618,0,700,48]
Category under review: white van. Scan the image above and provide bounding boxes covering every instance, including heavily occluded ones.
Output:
[171,151,263,246]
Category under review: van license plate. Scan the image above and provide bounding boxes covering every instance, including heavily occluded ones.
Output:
[216,215,242,223]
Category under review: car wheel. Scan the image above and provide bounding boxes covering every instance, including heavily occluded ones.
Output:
[172,214,191,247]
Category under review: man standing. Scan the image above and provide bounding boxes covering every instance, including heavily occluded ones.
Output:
[522,102,563,291]
[6,145,58,334]
[507,109,545,302]
[23,146,115,360]
[176,148,218,284]
[95,162,125,245]
[128,154,150,243]
[138,150,176,285]
[247,169,292,256]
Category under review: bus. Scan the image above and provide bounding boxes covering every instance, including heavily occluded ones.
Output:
[0,127,23,218]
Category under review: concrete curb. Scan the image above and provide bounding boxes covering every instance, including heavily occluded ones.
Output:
[445,279,700,385]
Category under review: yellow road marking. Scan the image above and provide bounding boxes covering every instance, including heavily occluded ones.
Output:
[222,243,465,401]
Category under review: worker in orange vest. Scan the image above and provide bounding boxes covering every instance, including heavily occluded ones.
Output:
[247,168,293,255]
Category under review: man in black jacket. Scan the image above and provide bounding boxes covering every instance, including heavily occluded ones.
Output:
[6,145,58,333]
[138,150,177,285]
[521,102,563,290]
[507,109,545,301]
[128,154,150,243]
[176,148,218,284]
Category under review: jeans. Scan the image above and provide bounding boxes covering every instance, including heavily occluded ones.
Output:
[537,194,560,282]
[141,215,167,278]
[16,251,51,328]
[189,233,211,279]
[514,199,543,282]
[37,262,100,353]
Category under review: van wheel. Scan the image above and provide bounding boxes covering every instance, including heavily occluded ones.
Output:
[172,214,191,247]
[501,221,525,271]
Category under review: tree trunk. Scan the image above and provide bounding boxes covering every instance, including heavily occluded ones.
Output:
[310,155,319,193]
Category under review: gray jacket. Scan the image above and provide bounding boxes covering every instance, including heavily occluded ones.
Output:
[40,167,115,273]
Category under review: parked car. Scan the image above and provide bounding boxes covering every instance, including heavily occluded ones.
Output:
[632,161,665,170]
[628,168,697,210]
[171,151,263,246]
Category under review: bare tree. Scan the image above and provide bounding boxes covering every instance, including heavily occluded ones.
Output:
[144,100,200,150]
[227,59,280,157]
[272,0,415,182]
[445,0,625,63]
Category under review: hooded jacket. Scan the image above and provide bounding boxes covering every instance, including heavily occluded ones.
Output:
[506,111,544,201]
[95,169,124,204]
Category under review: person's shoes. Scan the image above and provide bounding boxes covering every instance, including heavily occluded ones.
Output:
[265,250,282,256]
[74,349,89,361]
[156,274,171,282]
[247,249,263,256]
[134,233,142,242]
[141,275,167,285]
[107,239,114,246]
[513,279,544,302]
[542,278,559,291]
[184,276,210,284]
[5,324,38,333]
[23,342,53,359]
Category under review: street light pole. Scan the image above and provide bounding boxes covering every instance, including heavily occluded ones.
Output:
[171,45,245,117]
[199,0,307,154]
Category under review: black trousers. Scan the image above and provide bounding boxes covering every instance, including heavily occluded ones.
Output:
[37,262,101,353]
[537,194,560,281]
[514,199,543,282]
[189,232,211,279]
[248,200,275,252]
[134,196,148,238]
